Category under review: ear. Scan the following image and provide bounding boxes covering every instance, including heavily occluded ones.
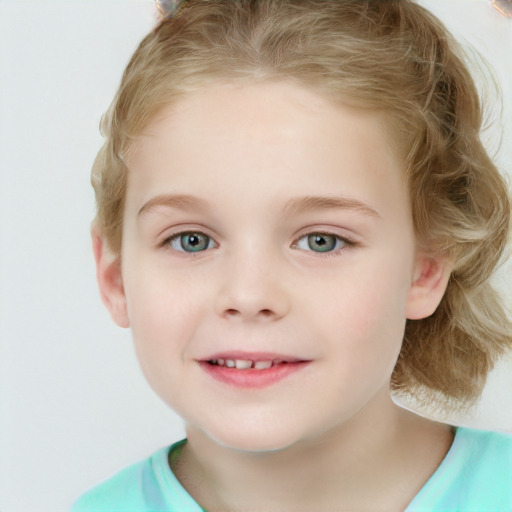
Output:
[91,225,130,328]
[404,253,452,320]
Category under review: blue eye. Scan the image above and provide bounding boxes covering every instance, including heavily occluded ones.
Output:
[295,233,346,253]
[169,232,216,252]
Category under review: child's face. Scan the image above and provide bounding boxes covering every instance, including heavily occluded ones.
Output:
[99,81,447,452]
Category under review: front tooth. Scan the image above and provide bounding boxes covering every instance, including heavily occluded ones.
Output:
[235,359,252,370]
[225,359,236,368]
[254,360,272,370]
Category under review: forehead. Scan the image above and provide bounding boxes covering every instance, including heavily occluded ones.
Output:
[125,81,408,220]
[134,81,396,152]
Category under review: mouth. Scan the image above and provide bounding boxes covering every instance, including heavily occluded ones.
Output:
[206,358,294,370]
[198,353,310,389]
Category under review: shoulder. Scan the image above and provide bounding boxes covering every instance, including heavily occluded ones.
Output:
[70,441,201,512]
[453,427,512,485]
[460,426,512,450]
[70,456,151,512]
[408,427,512,511]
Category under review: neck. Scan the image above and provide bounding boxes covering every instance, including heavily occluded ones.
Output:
[172,394,453,512]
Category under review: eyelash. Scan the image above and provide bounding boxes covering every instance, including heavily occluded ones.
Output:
[161,230,356,257]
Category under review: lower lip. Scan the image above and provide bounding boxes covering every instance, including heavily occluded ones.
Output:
[199,361,310,389]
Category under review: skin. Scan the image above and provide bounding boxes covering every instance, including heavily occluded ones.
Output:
[94,81,454,511]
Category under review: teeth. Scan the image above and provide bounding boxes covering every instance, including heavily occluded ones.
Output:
[254,360,273,370]
[209,359,277,370]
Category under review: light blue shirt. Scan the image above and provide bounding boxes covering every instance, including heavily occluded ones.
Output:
[71,427,512,512]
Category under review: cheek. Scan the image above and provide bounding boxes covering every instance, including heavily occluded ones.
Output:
[317,257,410,361]
[122,264,208,357]
[122,270,210,406]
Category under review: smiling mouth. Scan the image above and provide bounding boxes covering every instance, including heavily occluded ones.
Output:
[206,359,292,370]
[200,355,310,388]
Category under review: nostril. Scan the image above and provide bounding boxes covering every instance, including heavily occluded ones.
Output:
[221,307,280,320]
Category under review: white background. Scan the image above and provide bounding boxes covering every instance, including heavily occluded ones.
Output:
[0,1,510,511]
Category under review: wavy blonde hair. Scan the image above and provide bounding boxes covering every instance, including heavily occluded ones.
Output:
[92,0,511,409]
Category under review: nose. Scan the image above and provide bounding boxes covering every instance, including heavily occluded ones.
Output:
[215,247,290,323]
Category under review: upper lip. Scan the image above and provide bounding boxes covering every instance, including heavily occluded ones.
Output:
[199,351,307,363]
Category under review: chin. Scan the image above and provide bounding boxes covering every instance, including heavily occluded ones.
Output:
[206,424,307,454]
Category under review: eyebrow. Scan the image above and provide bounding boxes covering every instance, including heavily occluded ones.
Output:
[282,195,381,219]
[138,194,210,216]
[138,193,381,219]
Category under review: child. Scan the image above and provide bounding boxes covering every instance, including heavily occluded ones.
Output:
[72,0,512,510]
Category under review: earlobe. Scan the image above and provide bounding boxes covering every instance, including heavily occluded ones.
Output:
[91,226,130,328]
[404,254,452,320]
